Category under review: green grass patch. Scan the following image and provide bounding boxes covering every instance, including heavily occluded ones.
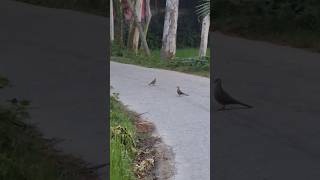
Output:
[111,45,210,77]
[110,93,137,180]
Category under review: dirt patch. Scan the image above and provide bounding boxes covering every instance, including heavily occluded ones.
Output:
[135,119,155,133]
[133,117,175,180]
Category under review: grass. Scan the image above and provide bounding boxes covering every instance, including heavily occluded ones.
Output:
[110,93,137,180]
[111,46,210,77]
[0,88,97,179]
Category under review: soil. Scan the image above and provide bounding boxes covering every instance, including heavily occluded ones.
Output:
[133,116,176,180]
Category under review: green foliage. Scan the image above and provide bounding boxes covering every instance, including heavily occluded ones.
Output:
[196,0,210,19]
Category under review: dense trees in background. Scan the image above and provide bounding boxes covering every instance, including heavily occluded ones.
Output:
[112,0,203,51]
[110,0,211,59]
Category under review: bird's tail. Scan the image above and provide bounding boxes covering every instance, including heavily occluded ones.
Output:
[183,93,189,96]
[239,102,252,108]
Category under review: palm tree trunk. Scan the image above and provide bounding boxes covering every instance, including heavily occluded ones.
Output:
[199,15,210,58]
[114,0,124,47]
[132,0,142,53]
[160,0,179,60]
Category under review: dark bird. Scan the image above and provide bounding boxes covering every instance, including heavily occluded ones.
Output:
[148,78,156,86]
[177,86,189,96]
[214,78,252,110]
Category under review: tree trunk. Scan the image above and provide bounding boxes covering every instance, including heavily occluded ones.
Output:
[127,0,151,56]
[132,0,142,52]
[144,0,152,36]
[114,0,124,47]
[160,0,179,60]
[140,0,152,50]
[155,0,158,13]
[110,0,114,42]
[127,20,135,49]
[199,15,210,58]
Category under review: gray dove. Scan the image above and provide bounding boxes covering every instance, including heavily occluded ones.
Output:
[214,78,252,110]
[177,86,189,96]
[148,78,156,86]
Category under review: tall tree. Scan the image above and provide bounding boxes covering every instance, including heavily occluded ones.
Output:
[132,0,142,52]
[160,0,180,60]
[199,14,210,57]
[196,0,210,58]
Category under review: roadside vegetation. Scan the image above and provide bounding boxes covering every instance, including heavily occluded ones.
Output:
[214,0,320,51]
[110,93,136,180]
[112,45,210,77]
[110,93,158,180]
[0,75,97,180]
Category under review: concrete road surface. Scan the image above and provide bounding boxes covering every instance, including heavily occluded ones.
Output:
[110,61,210,180]
[0,0,108,178]
[212,32,320,180]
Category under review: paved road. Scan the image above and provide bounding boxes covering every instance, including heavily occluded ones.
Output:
[0,0,108,178]
[212,32,320,180]
[110,61,210,180]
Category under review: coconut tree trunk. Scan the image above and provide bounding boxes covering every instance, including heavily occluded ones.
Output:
[144,0,152,36]
[199,14,210,58]
[132,0,142,52]
[114,0,124,47]
[127,0,151,56]
[160,0,179,60]
[139,0,152,50]
[110,0,114,42]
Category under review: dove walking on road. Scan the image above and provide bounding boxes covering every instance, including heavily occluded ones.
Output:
[214,78,252,110]
[177,86,189,96]
[148,78,156,86]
